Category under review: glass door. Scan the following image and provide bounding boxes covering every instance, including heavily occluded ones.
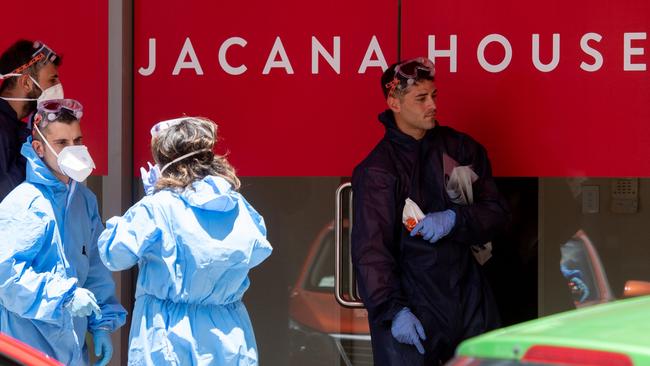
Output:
[240,177,372,366]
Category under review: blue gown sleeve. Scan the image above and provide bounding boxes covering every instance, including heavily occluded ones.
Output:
[0,208,77,325]
[240,196,272,268]
[86,206,127,333]
[97,200,162,271]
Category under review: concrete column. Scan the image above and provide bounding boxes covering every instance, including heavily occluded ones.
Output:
[104,0,134,364]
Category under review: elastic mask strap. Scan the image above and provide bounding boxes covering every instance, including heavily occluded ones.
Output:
[29,75,43,91]
[0,74,40,102]
[0,96,36,101]
[160,149,211,175]
[33,123,59,158]
[0,73,22,80]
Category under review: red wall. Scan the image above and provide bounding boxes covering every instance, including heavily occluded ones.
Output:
[0,0,108,175]
[134,0,397,176]
[402,0,650,176]
[138,1,650,177]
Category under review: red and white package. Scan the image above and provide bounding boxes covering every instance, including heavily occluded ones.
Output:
[402,198,425,232]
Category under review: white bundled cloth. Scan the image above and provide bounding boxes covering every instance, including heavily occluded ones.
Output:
[402,198,426,232]
[444,154,492,265]
[446,165,478,205]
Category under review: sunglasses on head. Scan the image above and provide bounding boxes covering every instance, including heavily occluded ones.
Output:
[385,57,436,96]
[37,99,83,122]
[395,57,435,79]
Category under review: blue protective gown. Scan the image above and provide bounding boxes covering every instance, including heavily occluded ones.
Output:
[98,175,272,366]
[0,139,127,366]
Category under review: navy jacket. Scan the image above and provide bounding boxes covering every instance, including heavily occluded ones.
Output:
[351,110,510,365]
[0,99,29,201]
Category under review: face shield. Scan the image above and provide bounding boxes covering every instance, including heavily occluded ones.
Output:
[150,117,187,138]
[9,41,59,76]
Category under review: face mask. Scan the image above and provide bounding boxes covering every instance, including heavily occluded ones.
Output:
[34,124,95,182]
[56,145,95,182]
[0,74,64,102]
[34,79,64,103]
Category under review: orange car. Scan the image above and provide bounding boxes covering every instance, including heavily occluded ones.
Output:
[0,332,62,366]
[288,221,372,366]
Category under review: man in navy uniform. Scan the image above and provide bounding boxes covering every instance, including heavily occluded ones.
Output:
[352,57,509,365]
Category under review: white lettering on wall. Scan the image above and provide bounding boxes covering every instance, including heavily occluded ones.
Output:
[358,36,388,73]
[139,38,156,76]
[624,32,647,71]
[428,35,458,73]
[312,36,341,74]
[172,37,204,75]
[580,33,603,72]
[477,34,512,73]
[263,37,294,75]
[137,32,650,77]
[219,37,248,75]
[532,34,560,72]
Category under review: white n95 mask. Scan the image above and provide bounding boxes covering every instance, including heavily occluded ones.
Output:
[56,145,95,182]
[28,76,65,103]
[35,80,64,103]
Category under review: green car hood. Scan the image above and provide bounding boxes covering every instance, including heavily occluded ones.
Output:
[457,296,650,364]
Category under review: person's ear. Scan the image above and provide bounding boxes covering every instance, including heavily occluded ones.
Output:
[387,95,401,113]
[19,74,34,93]
[32,139,45,158]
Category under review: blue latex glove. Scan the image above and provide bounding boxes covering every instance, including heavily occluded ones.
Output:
[140,162,160,195]
[65,288,101,319]
[391,307,426,354]
[93,330,113,366]
[410,209,456,243]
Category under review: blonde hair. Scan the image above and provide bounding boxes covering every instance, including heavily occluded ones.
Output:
[151,117,241,191]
